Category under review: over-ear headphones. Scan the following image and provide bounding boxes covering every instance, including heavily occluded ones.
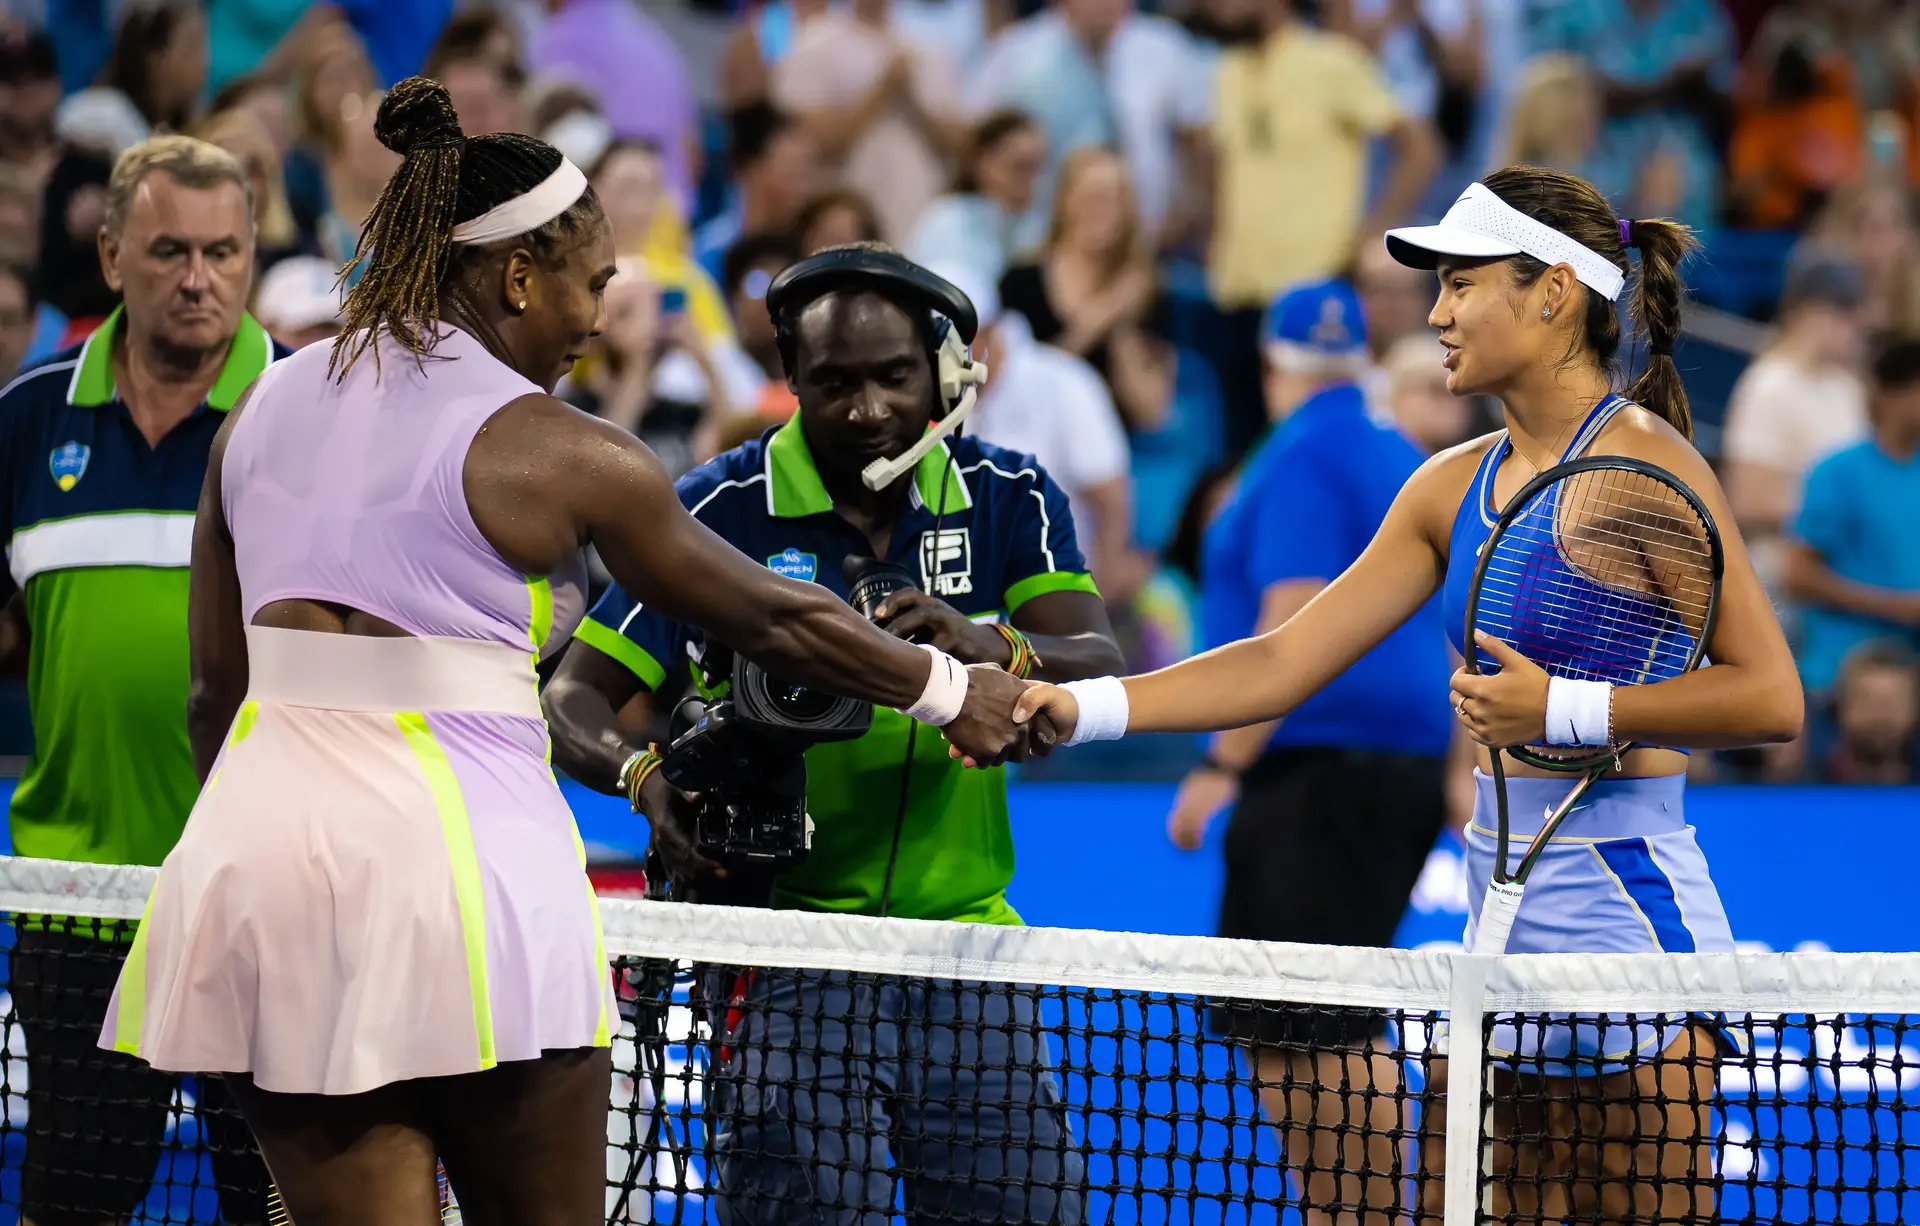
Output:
[766,247,988,420]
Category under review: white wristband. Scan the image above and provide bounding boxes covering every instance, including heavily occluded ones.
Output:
[1060,676,1129,747]
[1544,676,1612,747]
[899,644,968,726]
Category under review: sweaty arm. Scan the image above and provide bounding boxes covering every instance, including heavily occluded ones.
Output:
[1201,579,1324,770]
[472,398,1027,758]
[1030,455,1458,738]
[185,394,253,783]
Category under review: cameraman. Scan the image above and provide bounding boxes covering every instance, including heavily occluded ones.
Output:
[545,244,1122,1222]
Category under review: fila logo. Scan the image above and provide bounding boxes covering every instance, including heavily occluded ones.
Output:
[920,528,973,597]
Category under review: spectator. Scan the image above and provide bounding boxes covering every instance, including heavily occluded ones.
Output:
[285,22,378,240]
[331,0,454,87]
[1207,0,1436,453]
[1723,254,1869,603]
[969,0,1212,249]
[204,1,350,96]
[316,89,402,278]
[1497,54,1605,177]
[1531,0,1736,230]
[1818,640,1920,785]
[1807,174,1920,339]
[795,187,884,255]
[194,107,302,267]
[1727,32,1862,229]
[692,104,819,283]
[0,162,36,262]
[906,109,1047,287]
[422,13,527,137]
[999,146,1173,431]
[771,0,964,245]
[590,140,738,349]
[1381,332,1470,455]
[208,72,294,164]
[1785,337,1920,699]
[36,151,117,325]
[0,261,34,384]
[940,263,1143,607]
[251,254,343,349]
[717,0,832,111]
[1354,238,1435,413]
[531,80,613,172]
[721,229,802,420]
[532,0,699,210]
[1178,0,1265,62]
[1745,0,1920,122]
[0,30,61,185]
[58,1,210,157]
[1335,0,1481,169]
[558,257,740,478]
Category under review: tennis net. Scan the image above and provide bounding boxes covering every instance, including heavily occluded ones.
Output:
[0,855,1915,1224]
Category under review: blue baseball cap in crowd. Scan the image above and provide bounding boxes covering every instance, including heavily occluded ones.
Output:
[1261,278,1370,371]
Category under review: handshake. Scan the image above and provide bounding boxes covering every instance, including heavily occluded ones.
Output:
[934,666,1081,769]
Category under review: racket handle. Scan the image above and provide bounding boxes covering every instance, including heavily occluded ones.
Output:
[1472,880,1525,955]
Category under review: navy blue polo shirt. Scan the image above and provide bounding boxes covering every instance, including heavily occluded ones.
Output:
[577,417,1098,925]
[0,308,285,866]
[1200,383,1452,756]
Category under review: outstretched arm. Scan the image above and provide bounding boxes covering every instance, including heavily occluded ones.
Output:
[468,396,1029,761]
[1013,464,1453,743]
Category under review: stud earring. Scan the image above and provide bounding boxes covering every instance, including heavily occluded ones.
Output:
[517,301,528,312]
[1542,306,1551,320]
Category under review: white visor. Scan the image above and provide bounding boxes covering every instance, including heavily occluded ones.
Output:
[449,158,590,247]
[1384,182,1626,302]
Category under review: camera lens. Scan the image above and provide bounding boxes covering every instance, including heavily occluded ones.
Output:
[765,679,836,722]
[844,556,920,621]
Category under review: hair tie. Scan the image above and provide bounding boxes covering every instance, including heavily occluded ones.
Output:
[1650,341,1673,357]
[1620,219,1634,248]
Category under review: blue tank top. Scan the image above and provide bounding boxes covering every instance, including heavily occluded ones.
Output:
[1440,394,1695,752]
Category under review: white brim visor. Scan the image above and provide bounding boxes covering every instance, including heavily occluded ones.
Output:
[1384,182,1625,302]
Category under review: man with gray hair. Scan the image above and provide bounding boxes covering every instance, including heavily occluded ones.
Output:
[0,134,280,1226]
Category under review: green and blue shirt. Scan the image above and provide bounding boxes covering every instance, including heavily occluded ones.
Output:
[0,308,282,866]
[578,418,1097,925]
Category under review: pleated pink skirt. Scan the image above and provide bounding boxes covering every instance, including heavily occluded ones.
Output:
[100,627,614,1096]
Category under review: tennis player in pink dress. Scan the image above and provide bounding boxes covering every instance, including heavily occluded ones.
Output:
[97,79,1030,1224]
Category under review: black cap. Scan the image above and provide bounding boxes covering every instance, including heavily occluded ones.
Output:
[0,31,57,86]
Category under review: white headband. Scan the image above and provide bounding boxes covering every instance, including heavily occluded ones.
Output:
[1384,182,1626,302]
[449,158,590,247]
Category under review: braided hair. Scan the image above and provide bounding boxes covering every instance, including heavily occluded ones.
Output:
[1481,165,1700,440]
[329,77,604,378]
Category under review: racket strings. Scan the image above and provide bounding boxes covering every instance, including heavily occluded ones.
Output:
[1476,467,1716,695]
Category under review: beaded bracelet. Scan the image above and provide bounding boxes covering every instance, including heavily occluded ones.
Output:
[618,744,665,813]
[992,623,1043,679]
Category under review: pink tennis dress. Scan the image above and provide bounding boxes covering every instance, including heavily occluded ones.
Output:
[99,327,613,1096]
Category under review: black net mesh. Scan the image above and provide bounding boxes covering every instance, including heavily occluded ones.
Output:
[0,904,1914,1224]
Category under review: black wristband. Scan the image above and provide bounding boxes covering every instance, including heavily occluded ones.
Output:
[1196,753,1241,779]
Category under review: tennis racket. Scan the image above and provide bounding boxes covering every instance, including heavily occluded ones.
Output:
[1462,455,1724,957]
[267,1161,464,1223]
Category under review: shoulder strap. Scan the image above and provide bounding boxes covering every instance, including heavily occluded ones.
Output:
[1560,393,1624,463]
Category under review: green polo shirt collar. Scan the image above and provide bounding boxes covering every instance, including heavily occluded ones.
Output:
[66,306,275,411]
[764,415,974,518]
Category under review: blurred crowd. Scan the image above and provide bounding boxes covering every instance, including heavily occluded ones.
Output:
[0,0,1915,783]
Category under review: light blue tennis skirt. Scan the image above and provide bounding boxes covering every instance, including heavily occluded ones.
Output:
[1458,771,1739,1075]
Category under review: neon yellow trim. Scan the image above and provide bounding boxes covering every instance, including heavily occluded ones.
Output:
[574,616,668,690]
[1005,570,1099,613]
[569,821,613,1046]
[110,888,159,1054]
[394,711,497,1069]
[527,576,554,652]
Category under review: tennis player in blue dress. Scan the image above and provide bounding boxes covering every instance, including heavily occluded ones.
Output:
[1008,166,1803,1225]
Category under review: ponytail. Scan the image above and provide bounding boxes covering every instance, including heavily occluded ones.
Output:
[1621,217,1700,441]
[329,77,467,378]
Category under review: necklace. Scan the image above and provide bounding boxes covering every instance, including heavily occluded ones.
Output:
[1508,402,1593,481]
